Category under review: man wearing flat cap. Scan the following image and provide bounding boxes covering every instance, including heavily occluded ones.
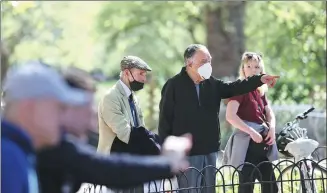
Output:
[97,56,159,192]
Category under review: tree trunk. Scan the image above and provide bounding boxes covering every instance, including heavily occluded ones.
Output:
[1,42,9,84]
[205,2,246,78]
[146,74,156,131]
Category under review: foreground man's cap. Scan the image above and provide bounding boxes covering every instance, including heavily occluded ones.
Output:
[3,61,90,105]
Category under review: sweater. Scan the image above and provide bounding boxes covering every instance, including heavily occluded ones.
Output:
[158,67,264,155]
[1,120,39,193]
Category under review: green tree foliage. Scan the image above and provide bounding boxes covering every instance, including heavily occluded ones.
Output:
[95,1,326,108]
[245,2,326,107]
[95,1,207,82]
[1,1,101,70]
[1,2,326,131]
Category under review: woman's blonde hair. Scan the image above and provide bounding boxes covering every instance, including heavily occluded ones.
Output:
[238,52,268,96]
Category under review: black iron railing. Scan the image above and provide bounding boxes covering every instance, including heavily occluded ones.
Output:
[84,157,327,193]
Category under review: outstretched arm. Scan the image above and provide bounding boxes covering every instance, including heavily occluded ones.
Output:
[38,141,174,189]
[216,75,264,99]
[217,74,279,99]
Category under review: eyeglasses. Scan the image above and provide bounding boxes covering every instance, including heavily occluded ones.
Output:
[244,52,262,60]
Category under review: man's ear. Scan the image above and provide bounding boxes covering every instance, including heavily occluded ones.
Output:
[186,58,193,67]
[124,69,130,77]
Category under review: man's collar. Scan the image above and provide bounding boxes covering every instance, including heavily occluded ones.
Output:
[1,119,35,154]
[180,67,200,84]
[180,66,187,74]
[119,79,132,97]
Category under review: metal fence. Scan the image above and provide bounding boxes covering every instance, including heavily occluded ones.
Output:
[81,156,327,193]
[82,104,326,193]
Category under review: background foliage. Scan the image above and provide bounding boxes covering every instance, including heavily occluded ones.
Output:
[1,2,326,136]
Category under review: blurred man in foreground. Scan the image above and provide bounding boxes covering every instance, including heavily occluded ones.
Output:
[1,62,89,193]
[37,66,192,193]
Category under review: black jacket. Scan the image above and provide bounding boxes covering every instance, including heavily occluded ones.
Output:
[111,126,161,155]
[158,67,264,155]
[37,135,172,193]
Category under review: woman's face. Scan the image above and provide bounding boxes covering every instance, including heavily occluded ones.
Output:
[243,60,262,78]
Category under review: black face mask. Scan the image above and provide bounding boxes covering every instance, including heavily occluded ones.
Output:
[129,70,144,92]
[130,81,144,91]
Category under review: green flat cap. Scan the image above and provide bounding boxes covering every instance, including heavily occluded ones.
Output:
[120,56,152,71]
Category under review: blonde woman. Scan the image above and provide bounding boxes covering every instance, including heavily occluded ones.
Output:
[223,52,278,193]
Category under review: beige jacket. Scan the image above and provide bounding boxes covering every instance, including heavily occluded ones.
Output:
[97,81,145,155]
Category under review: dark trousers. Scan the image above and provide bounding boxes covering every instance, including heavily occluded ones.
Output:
[238,142,278,193]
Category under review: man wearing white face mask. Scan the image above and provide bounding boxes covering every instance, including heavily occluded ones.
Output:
[158,44,280,193]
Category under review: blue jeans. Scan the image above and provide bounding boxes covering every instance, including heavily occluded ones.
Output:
[178,152,217,193]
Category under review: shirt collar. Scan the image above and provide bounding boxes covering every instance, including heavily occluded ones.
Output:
[1,119,35,154]
[119,79,132,97]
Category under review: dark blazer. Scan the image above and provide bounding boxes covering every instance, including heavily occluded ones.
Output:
[37,134,172,193]
[158,67,264,155]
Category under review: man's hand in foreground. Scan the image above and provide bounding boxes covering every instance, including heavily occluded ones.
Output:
[161,134,192,173]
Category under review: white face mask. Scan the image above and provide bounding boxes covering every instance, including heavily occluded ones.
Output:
[197,63,212,79]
